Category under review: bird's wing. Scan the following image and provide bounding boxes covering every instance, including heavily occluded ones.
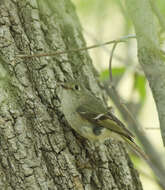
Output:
[77,105,134,141]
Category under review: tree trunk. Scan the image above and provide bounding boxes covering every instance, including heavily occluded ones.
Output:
[0,0,143,189]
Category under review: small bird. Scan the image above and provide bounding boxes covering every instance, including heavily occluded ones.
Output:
[60,81,149,161]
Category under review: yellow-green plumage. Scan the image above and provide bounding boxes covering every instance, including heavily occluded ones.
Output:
[61,82,149,162]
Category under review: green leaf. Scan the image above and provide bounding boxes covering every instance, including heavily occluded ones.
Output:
[133,73,146,103]
[100,67,126,81]
[100,69,109,81]
[112,67,126,76]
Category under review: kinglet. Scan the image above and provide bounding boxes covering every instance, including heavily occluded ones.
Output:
[60,81,149,161]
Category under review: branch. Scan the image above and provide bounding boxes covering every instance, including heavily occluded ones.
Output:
[125,0,165,187]
[16,35,136,59]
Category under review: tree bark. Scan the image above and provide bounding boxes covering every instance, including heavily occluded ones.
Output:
[0,0,143,189]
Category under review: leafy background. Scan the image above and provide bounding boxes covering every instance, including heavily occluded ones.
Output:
[72,0,165,189]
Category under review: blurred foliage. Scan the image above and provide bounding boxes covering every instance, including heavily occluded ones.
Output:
[133,73,146,104]
[100,67,126,84]
[157,0,165,13]
[73,0,116,14]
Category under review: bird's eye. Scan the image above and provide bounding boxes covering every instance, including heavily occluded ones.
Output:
[74,84,80,90]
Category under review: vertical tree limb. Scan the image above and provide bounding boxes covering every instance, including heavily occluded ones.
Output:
[125,0,165,187]
[126,0,165,146]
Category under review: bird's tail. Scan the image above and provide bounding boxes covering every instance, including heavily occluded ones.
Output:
[122,137,150,162]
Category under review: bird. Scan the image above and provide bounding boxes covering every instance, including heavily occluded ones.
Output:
[60,81,149,161]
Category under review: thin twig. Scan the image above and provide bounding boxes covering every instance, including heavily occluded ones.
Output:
[84,29,125,62]
[109,42,118,83]
[145,127,160,130]
[16,35,136,59]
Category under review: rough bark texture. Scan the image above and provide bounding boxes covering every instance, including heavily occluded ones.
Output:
[0,0,143,189]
